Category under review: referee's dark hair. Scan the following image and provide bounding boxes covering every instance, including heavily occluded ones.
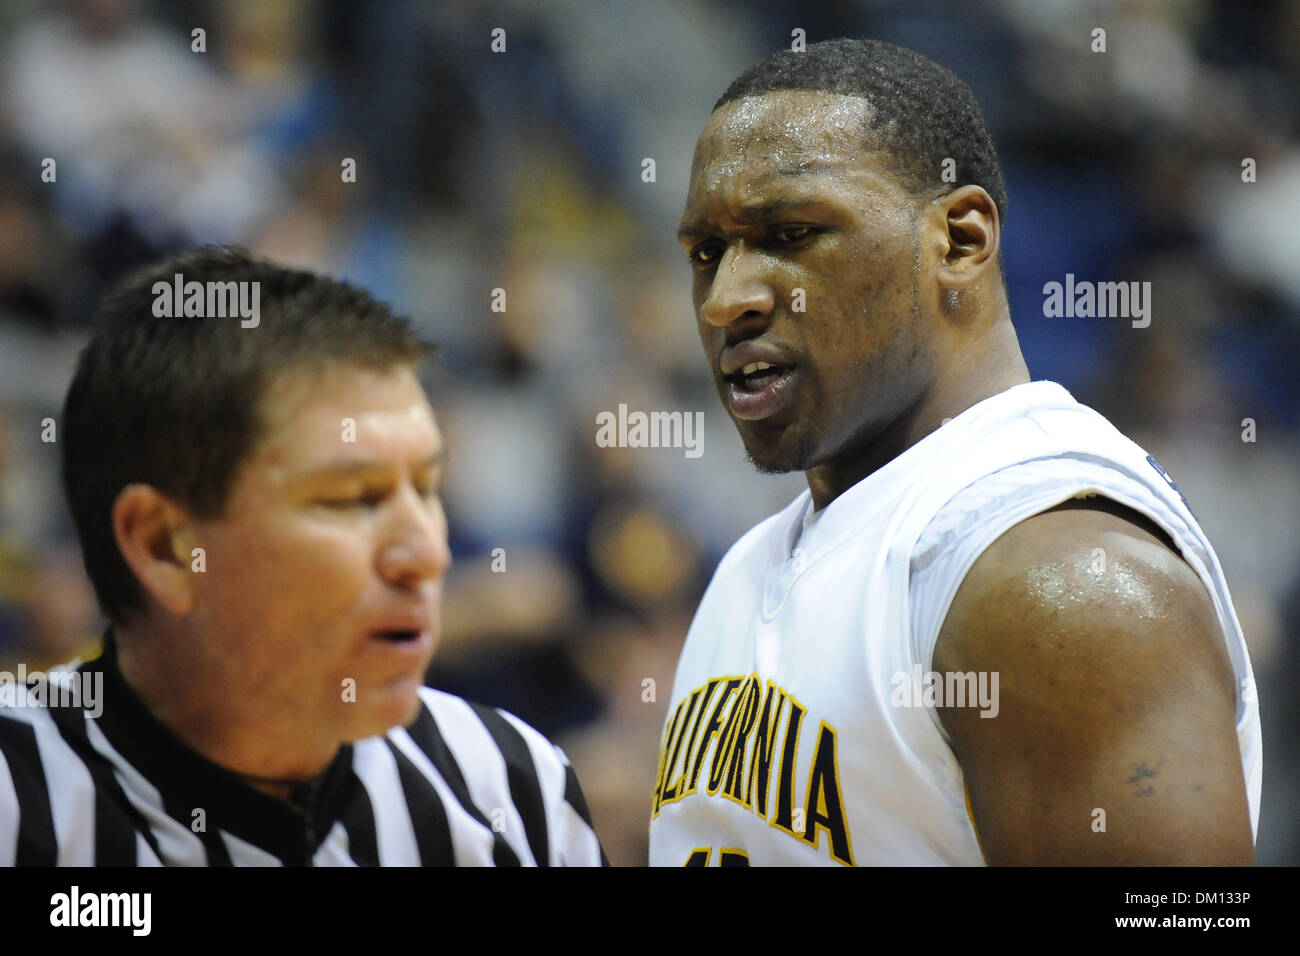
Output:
[61,245,435,625]
[714,37,1009,225]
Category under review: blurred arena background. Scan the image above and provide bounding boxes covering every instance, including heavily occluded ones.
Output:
[0,0,1295,866]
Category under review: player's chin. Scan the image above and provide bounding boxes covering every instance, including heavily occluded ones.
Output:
[746,448,805,475]
[740,426,813,475]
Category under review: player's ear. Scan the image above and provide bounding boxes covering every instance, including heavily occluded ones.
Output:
[112,484,198,617]
[932,185,999,291]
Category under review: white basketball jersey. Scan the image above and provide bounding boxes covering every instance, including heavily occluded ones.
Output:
[648,381,1262,866]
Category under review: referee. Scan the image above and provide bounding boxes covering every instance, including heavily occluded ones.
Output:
[0,246,607,866]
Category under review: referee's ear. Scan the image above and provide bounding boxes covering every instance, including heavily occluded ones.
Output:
[112,484,197,618]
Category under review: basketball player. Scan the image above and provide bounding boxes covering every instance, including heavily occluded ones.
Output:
[648,39,1261,865]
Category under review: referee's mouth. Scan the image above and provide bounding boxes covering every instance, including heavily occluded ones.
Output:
[372,629,425,643]
[367,620,435,656]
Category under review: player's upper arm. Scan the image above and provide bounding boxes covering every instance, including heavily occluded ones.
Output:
[932,499,1253,865]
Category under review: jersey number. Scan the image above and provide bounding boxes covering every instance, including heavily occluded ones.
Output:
[683,846,750,867]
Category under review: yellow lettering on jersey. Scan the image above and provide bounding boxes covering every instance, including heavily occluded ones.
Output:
[718,676,762,804]
[684,676,744,796]
[651,699,687,815]
[770,694,806,836]
[657,681,718,812]
[741,680,787,814]
[801,720,854,866]
[707,674,760,796]
[657,675,854,865]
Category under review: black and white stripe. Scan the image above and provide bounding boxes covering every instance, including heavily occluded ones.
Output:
[0,639,607,866]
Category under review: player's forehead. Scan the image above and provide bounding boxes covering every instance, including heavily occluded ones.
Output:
[693,92,872,174]
[683,91,897,217]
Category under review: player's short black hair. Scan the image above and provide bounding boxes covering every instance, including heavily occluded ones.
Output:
[62,245,435,625]
[714,37,1008,225]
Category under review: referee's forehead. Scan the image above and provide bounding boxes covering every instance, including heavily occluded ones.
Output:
[251,362,438,464]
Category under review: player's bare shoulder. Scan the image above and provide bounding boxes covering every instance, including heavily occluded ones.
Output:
[932,497,1253,865]
[934,496,1235,696]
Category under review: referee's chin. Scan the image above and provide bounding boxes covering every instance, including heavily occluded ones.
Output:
[344,677,426,742]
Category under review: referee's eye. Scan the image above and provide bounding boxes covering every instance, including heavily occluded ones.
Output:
[320,489,386,509]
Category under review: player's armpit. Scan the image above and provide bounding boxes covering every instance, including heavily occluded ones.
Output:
[931,501,1254,865]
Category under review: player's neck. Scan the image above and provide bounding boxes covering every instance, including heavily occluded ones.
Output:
[805,347,1030,511]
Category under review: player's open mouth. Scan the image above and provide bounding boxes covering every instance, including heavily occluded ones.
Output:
[725,363,797,421]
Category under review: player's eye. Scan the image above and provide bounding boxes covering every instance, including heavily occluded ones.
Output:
[687,240,724,269]
[770,225,814,245]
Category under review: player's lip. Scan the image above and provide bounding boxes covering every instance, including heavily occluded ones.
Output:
[725,366,799,421]
[719,342,797,377]
[719,342,799,422]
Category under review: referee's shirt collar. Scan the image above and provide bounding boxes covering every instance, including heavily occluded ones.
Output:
[87,628,356,864]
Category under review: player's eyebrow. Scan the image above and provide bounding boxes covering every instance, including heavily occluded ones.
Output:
[677,198,828,241]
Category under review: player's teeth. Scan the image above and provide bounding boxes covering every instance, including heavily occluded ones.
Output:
[742,362,773,376]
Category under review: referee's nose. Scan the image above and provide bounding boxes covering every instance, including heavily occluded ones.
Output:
[376,483,453,591]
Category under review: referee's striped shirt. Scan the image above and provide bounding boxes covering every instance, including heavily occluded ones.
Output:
[0,635,608,866]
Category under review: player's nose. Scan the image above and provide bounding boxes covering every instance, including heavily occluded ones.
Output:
[377,486,453,588]
[699,244,775,328]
